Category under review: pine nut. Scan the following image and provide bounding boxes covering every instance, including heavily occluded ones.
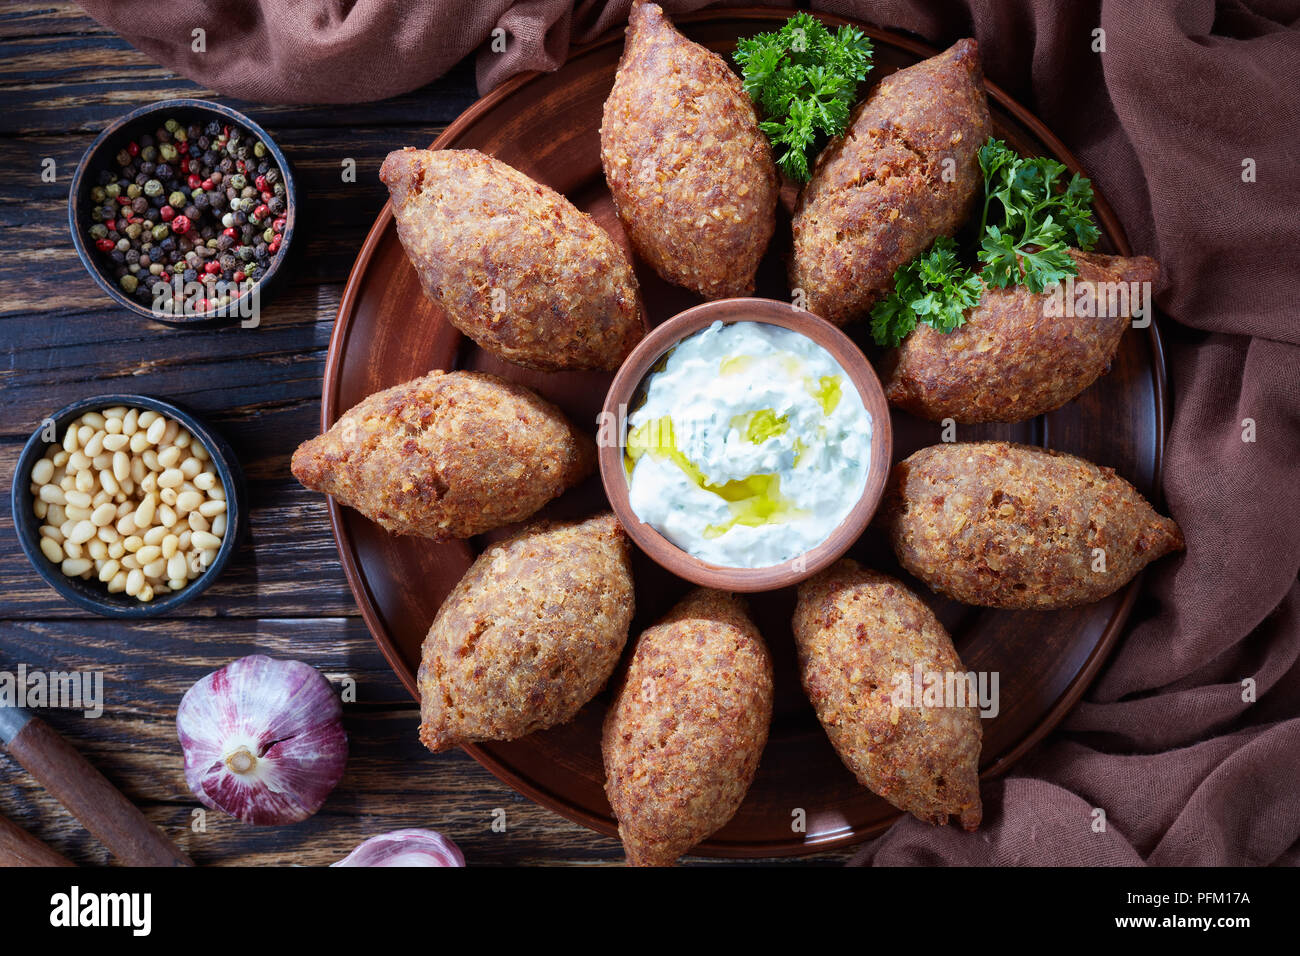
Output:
[31,406,227,602]
[62,558,93,577]
[191,530,222,550]
[39,485,66,505]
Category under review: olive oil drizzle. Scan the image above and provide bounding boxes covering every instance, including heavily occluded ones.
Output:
[626,415,805,538]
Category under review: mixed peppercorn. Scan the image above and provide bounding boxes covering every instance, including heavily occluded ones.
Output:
[86,116,289,314]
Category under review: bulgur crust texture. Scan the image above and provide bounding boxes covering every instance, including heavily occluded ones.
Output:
[602,588,774,866]
[790,38,991,325]
[601,1,778,299]
[290,370,595,541]
[882,251,1161,423]
[793,560,982,830]
[882,442,1185,609]
[380,147,644,371]
[418,513,634,752]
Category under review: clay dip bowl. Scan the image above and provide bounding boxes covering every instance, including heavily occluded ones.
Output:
[599,298,893,592]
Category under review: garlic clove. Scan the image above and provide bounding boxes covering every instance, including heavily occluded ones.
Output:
[177,655,348,826]
[331,829,465,867]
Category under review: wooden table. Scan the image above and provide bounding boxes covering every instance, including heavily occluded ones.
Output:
[0,2,852,866]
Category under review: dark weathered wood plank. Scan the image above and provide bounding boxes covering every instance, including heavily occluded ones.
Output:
[0,619,855,865]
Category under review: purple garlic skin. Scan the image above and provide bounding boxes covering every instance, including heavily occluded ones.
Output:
[331,829,466,867]
[176,655,348,826]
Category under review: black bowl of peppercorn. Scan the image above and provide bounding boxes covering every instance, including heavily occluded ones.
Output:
[69,98,296,325]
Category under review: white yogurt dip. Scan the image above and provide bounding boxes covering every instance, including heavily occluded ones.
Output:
[624,320,872,568]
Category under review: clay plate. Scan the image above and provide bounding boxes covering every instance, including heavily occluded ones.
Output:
[323,9,1167,857]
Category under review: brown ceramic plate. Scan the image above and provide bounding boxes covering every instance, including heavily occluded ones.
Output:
[324,9,1167,857]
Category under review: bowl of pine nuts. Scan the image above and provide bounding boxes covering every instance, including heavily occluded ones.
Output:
[11,394,246,617]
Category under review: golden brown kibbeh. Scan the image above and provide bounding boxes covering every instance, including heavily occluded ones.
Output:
[793,561,982,830]
[602,589,773,866]
[882,442,1184,609]
[418,513,634,752]
[790,39,991,325]
[380,148,644,371]
[882,251,1160,423]
[601,1,778,299]
[290,370,594,541]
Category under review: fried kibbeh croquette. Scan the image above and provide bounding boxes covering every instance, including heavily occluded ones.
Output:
[601,1,778,299]
[790,39,991,325]
[379,148,644,371]
[882,442,1184,609]
[418,513,634,752]
[882,251,1160,423]
[793,561,982,830]
[291,370,595,541]
[602,589,773,866]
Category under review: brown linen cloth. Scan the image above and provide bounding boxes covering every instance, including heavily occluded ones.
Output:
[77,0,1300,864]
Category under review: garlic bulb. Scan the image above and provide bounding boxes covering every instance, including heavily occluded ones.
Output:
[332,829,465,867]
[176,655,347,825]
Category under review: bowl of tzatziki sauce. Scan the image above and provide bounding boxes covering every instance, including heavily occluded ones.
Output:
[599,298,892,592]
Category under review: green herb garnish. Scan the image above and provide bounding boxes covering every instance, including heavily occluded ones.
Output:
[976,137,1100,292]
[733,12,873,182]
[868,137,1102,345]
[869,237,983,348]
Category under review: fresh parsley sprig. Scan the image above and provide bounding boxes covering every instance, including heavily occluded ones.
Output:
[868,137,1102,345]
[976,138,1100,292]
[733,13,873,182]
[869,237,983,348]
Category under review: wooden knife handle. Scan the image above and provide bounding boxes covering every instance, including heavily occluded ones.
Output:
[5,717,193,867]
[0,812,74,867]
